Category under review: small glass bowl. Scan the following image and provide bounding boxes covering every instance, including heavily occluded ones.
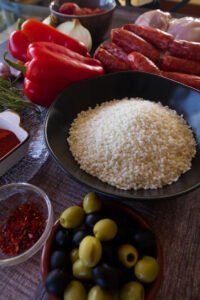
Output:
[0,183,53,267]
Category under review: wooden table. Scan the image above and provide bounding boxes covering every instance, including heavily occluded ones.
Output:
[0,6,200,300]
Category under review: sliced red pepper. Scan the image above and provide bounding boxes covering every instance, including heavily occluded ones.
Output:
[8,19,89,62]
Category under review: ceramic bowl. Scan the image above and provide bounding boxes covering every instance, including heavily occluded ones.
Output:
[0,183,54,267]
[49,0,117,42]
[41,198,163,300]
[0,110,29,176]
[45,71,200,201]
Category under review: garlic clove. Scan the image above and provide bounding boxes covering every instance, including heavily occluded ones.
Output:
[56,19,92,52]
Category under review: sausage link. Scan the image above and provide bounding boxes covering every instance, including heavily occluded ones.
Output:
[94,47,130,72]
[123,24,174,51]
[161,71,200,90]
[128,51,160,75]
[160,55,200,75]
[169,40,200,62]
[100,42,130,64]
[111,28,160,62]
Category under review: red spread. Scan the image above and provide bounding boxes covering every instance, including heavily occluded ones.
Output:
[0,128,20,159]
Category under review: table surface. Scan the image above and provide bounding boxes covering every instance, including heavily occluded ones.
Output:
[0,6,200,300]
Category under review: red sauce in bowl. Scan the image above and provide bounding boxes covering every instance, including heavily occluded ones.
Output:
[0,128,20,159]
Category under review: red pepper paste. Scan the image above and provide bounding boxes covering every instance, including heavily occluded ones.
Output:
[0,128,20,159]
[0,202,45,256]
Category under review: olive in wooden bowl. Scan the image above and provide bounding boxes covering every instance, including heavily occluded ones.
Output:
[41,192,163,300]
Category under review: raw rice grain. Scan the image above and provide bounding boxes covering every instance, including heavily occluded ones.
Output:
[67,98,196,190]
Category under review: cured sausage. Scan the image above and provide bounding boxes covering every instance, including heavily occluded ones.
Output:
[128,51,160,75]
[123,24,174,51]
[94,47,130,72]
[111,28,160,62]
[160,55,200,75]
[169,40,200,62]
[100,42,130,64]
[161,71,200,90]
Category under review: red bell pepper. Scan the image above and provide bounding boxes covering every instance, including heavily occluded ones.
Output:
[8,19,89,62]
[8,30,30,62]
[5,42,104,107]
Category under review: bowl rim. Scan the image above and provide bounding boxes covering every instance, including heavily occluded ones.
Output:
[49,0,117,19]
[0,182,54,267]
[41,199,163,300]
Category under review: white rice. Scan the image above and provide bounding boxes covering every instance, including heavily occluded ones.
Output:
[67,98,196,190]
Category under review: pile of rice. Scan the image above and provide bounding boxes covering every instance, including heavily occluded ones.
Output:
[67,98,196,190]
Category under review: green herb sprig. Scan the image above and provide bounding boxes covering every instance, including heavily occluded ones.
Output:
[0,77,39,113]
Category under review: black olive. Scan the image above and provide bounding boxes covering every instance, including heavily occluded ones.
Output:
[45,269,69,295]
[92,263,122,289]
[113,226,132,245]
[132,229,156,256]
[55,229,72,248]
[72,228,92,246]
[85,212,104,228]
[102,242,117,264]
[107,212,139,230]
[50,250,69,270]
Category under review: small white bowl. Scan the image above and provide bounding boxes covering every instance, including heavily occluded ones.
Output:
[0,110,29,176]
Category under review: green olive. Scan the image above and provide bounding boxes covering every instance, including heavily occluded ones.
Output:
[70,248,79,263]
[64,280,87,300]
[79,235,102,267]
[83,192,102,213]
[60,206,85,229]
[72,259,93,280]
[117,244,138,268]
[134,256,159,283]
[93,219,118,241]
[88,286,113,300]
[120,281,145,300]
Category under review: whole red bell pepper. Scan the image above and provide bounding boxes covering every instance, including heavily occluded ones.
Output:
[8,19,89,62]
[5,42,104,107]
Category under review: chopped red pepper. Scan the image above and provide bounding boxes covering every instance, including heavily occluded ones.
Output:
[0,202,45,256]
[8,19,89,62]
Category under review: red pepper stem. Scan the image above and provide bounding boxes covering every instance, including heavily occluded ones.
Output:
[17,18,25,30]
[4,52,26,73]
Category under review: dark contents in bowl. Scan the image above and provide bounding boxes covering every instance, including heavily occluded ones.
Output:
[44,192,161,299]
[59,2,105,15]
[0,202,45,256]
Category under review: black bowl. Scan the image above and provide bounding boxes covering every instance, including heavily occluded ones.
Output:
[45,71,200,200]
[49,0,116,43]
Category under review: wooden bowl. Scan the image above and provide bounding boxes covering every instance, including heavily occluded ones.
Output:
[41,199,163,300]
